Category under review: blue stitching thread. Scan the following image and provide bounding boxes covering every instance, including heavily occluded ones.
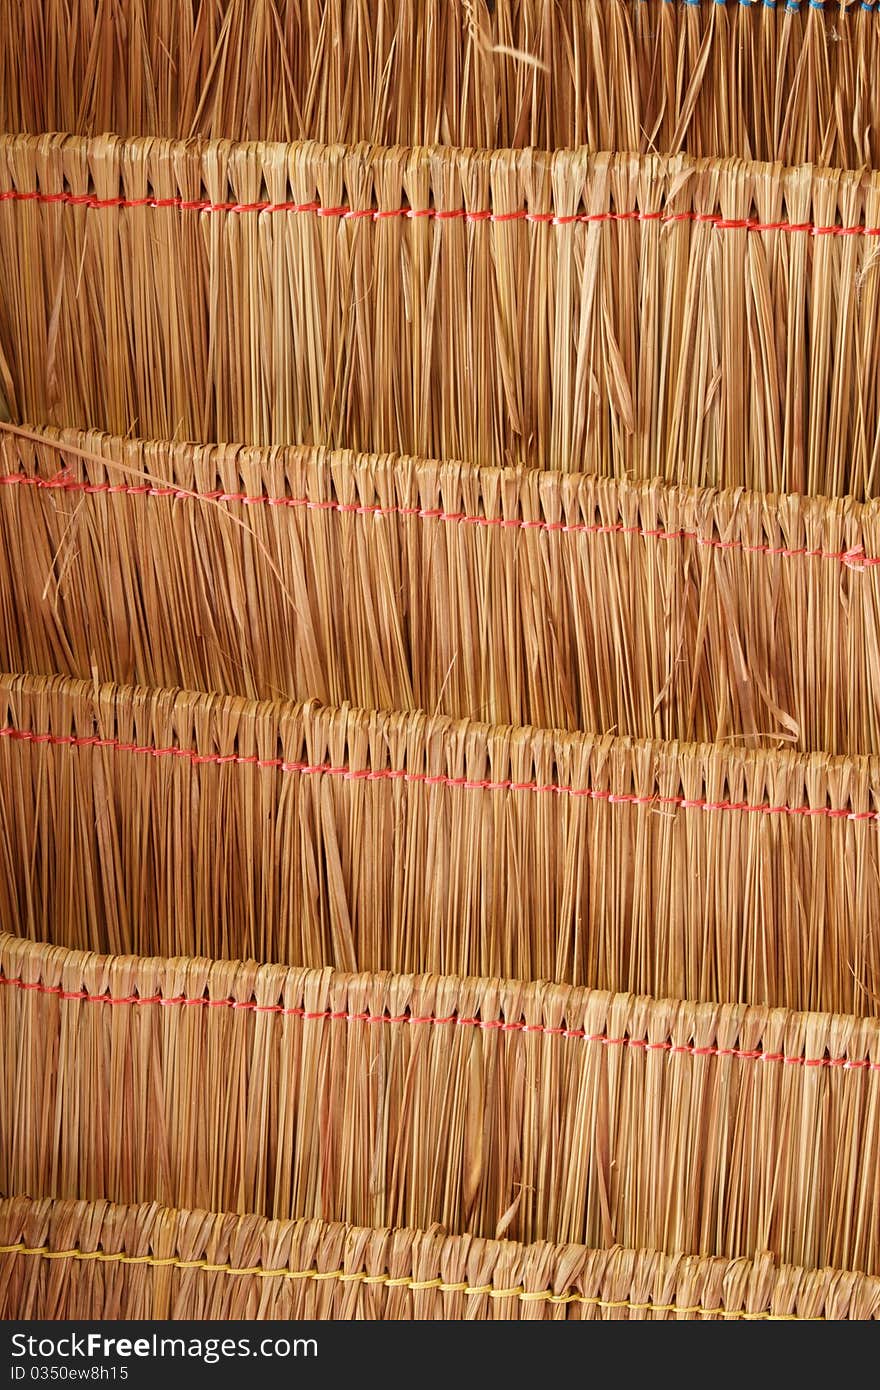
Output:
[651,0,876,10]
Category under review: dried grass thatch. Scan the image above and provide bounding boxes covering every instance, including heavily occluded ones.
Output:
[3,1194,879,1320]
[2,931,879,1272]
[2,670,879,1011]
[1,1,878,167]
[2,0,878,1327]
[4,422,880,754]
[2,136,880,495]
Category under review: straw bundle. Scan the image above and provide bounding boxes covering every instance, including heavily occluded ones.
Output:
[2,137,880,497]
[1,1,878,169]
[3,670,879,1011]
[5,422,880,755]
[2,931,878,1273]
[3,1195,879,1321]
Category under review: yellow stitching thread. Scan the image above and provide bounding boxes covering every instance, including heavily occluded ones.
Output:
[0,1242,815,1319]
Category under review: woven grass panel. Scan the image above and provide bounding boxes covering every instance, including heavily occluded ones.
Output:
[2,138,880,493]
[2,932,879,1271]
[1,0,878,1331]
[4,425,880,752]
[2,1196,878,1320]
[1,671,879,1010]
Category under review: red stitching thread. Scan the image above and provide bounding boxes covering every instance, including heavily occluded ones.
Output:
[1,187,880,238]
[0,972,876,1072]
[0,724,877,825]
[1,471,876,574]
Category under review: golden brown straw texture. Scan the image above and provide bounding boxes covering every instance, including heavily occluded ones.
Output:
[2,670,880,1012]
[0,1,878,168]
[2,931,879,1272]
[5,422,880,755]
[2,1195,879,1321]
[2,137,880,497]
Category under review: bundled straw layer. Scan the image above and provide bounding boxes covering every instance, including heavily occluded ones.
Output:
[2,138,880,497]
[1,1,878,168]
[2,671,880,1011]
[4,422,880,754]
[5,0,878,1336]
[2,1195,878,1321]
[2,932,878,1271]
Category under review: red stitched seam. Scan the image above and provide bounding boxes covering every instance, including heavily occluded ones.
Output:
[0,724,877,826]
[0,973,876,1072]
[1,188,879,238]
[0,472,874,574]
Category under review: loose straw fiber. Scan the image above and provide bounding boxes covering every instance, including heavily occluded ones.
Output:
[5,423,880,755]
[1,0,878,169]
[3,138,880,498]
[2,931,879,1273]
[3,671,880,1012]
[2,1196,878,1321]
